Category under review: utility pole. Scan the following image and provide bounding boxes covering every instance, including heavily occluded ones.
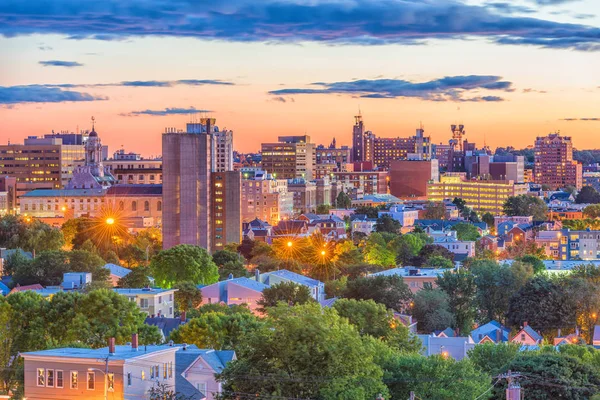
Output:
[499,370,522,400]
[409,392,415,400]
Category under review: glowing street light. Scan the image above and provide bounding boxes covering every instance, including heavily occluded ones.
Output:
[287,241,293,247]
[106,217,115,225]
[61,206,67,212]
[320,250,326,256]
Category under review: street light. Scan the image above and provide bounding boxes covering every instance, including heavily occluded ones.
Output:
[320,250,326,256]
[88,367,110,400]
[106,217,115,225]
[287,241,293,247]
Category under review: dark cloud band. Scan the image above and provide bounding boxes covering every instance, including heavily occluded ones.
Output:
[0,85,106,104]
[121,107,213,116]
[39,60,83,67]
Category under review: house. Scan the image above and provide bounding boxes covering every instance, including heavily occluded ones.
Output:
[379,204,419,230]
[312,215,347,239]
[415,220,488,235]
[20,336,179,400]
[511,322,543,345]
[0,281,9,296]
[350,214,377,236]
[104,263,132,287]
[256,270,326,302]
[62,272,92,289]
[199,277,269,313]
[594,326,600,347]
[271,220,309,237]
[242,219,273,243]
[369,267,447,293]
[145,315,187,341]
[478,235,499,253]
[417,334,475,361]
[8,283,44,295]
[470,321,510,344]
[494,216,533,232]
[113,288,177,318]
[434,327,457,338]
[432,231,476,258]
[176,345,236,400]
[554,332,583,345]
[535,231,562,259]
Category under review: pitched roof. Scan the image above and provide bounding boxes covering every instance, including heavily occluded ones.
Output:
[261,270,322,288]
[9,284,44,294]
[229,277,269,292]
[113,288,176,295]
[175,348,236,399]
[145,317,185,339]
[522,325,543,342]
[470,320,510,343]
[103,263,131,278]
[0,248,33,260]
[21,345,178,361]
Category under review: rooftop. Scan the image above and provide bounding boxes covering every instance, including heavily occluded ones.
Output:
[113,288,176,295]
[21,188,106,197]
[21,344,179,361]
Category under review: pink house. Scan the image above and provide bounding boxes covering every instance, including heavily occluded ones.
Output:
[199,277,269,313]
[176,346,236,400]
[511,322,543,345]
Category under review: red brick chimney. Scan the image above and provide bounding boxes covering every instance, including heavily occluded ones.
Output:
[523,321,528,327]
[180,311,186,322]
[131,333,138,351]
[108,337,116,355]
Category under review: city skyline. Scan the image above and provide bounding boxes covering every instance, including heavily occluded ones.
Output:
[1,0,600,155]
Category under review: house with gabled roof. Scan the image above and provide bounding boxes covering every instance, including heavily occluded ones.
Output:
[470,320,510,344]
[511,322,543,345]
[104,263,132,287]
[199,277,269,313]
[257,269,325,302]
[176,345,236,400]
[593,326,600,348]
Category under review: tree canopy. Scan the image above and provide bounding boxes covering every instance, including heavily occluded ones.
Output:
[343,275,412,312]
[150,244,219,288]
[576,186,600,204]
[256,281,314,312]
[503,194,548,221]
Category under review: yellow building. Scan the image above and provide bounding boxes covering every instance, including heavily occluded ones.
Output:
[427,175,528,215]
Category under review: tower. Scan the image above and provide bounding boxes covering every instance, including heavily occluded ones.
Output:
[85,116,104,177]
[352,112,364,162]
[450,124,466,152]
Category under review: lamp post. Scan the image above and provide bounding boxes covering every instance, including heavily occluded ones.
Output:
[88,364,109,400]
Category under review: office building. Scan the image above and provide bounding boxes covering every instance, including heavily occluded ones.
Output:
[287,179,317,214]
[315,143,351,169]
[261,135,316,180]
[211,171,241,252]
[0,176,17,215]
[389,159,439,199]
[371,128,433,170]
[352,113,366,162]
[534,133,582,189]
[333,171,388,198]
[427,175,528,215]
[241,171,293,225]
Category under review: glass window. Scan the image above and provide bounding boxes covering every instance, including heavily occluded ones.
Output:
[71,371,78,389]
[127,372,132,386]
[37,368,45,386]
[47,369,55,387]
[132,201,137,211]
[108,373,114,391]
[144,201,150,211]
[87,372,95,390]
[163,363,167,379]
[157,201,162,211]
[56,370,64,388]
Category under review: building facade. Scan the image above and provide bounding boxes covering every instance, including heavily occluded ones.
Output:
[332,171,388,197]
[241,173,294,225]
[261,135,316,180]
[389,159,439,199]
[534,133,582,189]
[211,171,241,252]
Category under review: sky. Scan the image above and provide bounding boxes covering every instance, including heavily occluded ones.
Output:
[1,0,599,156]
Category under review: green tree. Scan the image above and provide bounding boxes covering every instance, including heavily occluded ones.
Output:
[69,249,110,282]
[212,250,248,280]
[10,219,65,254]
[343,275,412,311]
[12,250,70,286]
[325,276,347,298]
[411,244,455,267]
[583,204,600,218]
[451,223,481,241]
[149,382,192,400]
[503,194,548,220]
[173,281,203,313]
[412,288,455,333]
[150,245,219,288]
[333,298,421,352]
[481,212,495,231]
[424,255,454,269]
[374,214,401,233]
[384,354,491,400]
[576,186,600,204]
[518,254,546,274]
[392,233,427,265]
[316,204,331,214]
[452,197,467,211]
[217,303,389,399]
[257,281,314,312]
[169,310,262,350]
[354,205,380,218]
[2,250,31,276]
[335,191,352,209]
[423,201,446,220]
[436,270,476,334]
[467,342,521,376]
[363,232,396,266]
[331,240,363,266]
[117,266,152,288]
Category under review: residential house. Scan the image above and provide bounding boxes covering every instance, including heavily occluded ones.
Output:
[379,204,419,230]
[104,263,132,287]
[114,288,177,318]
[199,277,269,313]
[145,315,187,341]
[312,215,347,239]
[370,267,447,293]
[176,345,236,400]
[433,231,476,258]
[478,235,499,253]
[257,270,326,302]
[271,220,309,238]
[414,219,488,235]
[511,323,543,345]
[470,321,510,344]
[20,337,178,400]
[535,231,562,259]
[417,334,475,361]
[554,332,583,345]
[242,219,273,243]
[350,214,377,236]
[434,327,457,338]
[494,216,533,232]
[9,283,44,295]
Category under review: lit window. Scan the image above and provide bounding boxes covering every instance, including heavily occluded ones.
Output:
[37,368,45,387]
[87,372,95,390]
[47,369,55,387]
[71,371,78,389]
[108,373,114,391]
[56,370,64,388]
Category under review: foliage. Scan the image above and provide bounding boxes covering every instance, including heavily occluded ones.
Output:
[503,194,548,220]
[518,254,546,274]
[343,275,412,311]
[374,214,401,233]
[257,281,314,312]
[412,288,455,333]
[68,249,109,282]
[451,223,481,241]
[325,276,347,298]
[500,239,547,259]
[173,281,203,313]
[117,266,151,288]
[217,303,389,399]
[354,205,381,218]
[316,204,331,214]
[339,263,386,279]
[331,240,364,266]
[212,250,248,280]
[392,233,427,265]
[363,232,396,266]
[0,217,64,254]
[12,250,70,286]
[335,191,352,209]
[150,244,219,288]
[411,244,455,267]
[2,250,31,276]
[467,342,521,376]
[333,298,421,353]
[149,382,193,400]
[436,270,476,334]
[423,201,446,220]
[481,212,495,231]
[583,204,600,218]
[576,186,600,204]
[424,255,454,269]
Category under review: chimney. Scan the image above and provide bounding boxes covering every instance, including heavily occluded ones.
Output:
[496,329,502,343]
[108,337,116,355]
[131,333,138,351]
[255,268,260,281]
[523,321,528,327]
[228,273,233,280]
[180,311,186,322]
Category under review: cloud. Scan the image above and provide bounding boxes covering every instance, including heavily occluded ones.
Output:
[486,2,535,14]
[0,85,107,104]
[121,107,212,117]
[269,76,513,102]
[270,96,295,103]
[39,60,84,67]
[37,45,52,51]
[523,88,548,93]
[48,79,234,88]
[574,14,596,20]
[530,0,580,5]
[0,1,600,52]
[561,118,600,121]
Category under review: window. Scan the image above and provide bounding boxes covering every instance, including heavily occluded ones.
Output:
[37,368,45,386]
[144,201,150,211]
[163,363,167,379]
[156,365,160,380]
[56,370,64,388]
[151,365,155,379]
[87,372,95,390]
[140,298,149,308]
[157,201,162,211]
[107,373,114,391]
[119,201,124,211]
[197,382,207,394]
[132,201,137,211]
[158,296,162,304]
[47,369,55,387]
[168,362,173,378]
[521,334,526,341]
[141,370,145,381]
[71,371,78,389]
[127,372,132,386]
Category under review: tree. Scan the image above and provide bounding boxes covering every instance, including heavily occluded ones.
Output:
[481,212,495,232]
[332,298,421,353]
[451,223,481,241]
[503,194,548,221]
[150,245,219,288]
[68,249,110,282]
[2,250,31,276]
[374,214,401,233]
[12,250,70,286]
[412,288,455,333]
[576,186,600,204]
[316,204,331,214]
[212,250,248,280]
[118,266,151,288]
[257,281,314,312]
[424,255,454,269]
[331,240,363,266]
[354,205,381,218]
[173,281,203,313]
[392,233,426,265]
[564,277,600,343]
[363,232,396,266]
[423,201,446,220]
[518,254,546,274]
[452,197,467,211]
[496,353,600,399]
[339,263,386,279]
[149,382,192,400]
[343,275,412,311]
[217,303,389,399]
[583,204,600,218]
[411,244,455,267]
[325,276,347,298]
[384,354,491,400]
[335,191,352,209]
[436,270,476,334]
[467,342,520,376]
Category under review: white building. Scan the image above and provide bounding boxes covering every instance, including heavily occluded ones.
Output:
[379,204,419,228]
[114,288,177,318]
[432,231,476,258]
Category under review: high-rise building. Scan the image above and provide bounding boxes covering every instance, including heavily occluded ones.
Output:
[534,133,582,189]
[241,171,294,225]
[162,118,241,251]
[261,135,316,180]
[352,113,365,162]
[389,159,439,199]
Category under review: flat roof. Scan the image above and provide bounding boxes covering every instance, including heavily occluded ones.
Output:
[21,345,178,361]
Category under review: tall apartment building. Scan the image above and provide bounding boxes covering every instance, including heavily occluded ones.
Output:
[162,119,240,251]
[0,136,85,201]
[261,135,316,180]
[0,176,17,215]
[352,113,365,162]
[241,171,294,225]
[534,133,582,189]
[389,159,439,199]
[315,144,351,169]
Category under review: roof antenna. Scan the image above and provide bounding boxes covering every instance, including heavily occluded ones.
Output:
[91,116,96,131]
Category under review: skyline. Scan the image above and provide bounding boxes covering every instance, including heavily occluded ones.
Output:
[1,0,600,155]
